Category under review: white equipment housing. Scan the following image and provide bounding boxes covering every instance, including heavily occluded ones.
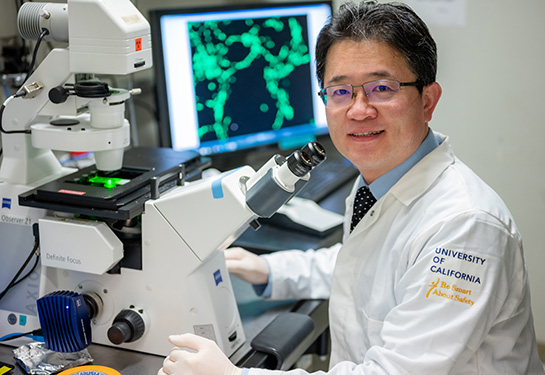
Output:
[0,0,151,345]
[39,168,258,356]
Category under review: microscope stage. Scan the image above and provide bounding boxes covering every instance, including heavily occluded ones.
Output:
[19,147,203,220]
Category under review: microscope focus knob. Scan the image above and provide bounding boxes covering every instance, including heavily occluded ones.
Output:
[107,307,146,345]
[48,86,70,104]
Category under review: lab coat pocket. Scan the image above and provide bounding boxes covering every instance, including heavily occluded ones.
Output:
[361,308,385,350]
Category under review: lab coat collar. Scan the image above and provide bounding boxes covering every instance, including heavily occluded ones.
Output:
[343,131,454,238]
[369,128,441,200]
[389,131,454,207]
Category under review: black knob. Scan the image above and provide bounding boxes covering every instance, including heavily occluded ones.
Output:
[107,308,146,344]
[48,86,70,104]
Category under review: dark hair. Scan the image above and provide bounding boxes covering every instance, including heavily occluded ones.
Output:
[315,1,437,91]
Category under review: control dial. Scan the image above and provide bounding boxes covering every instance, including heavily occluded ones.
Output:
[107,306,147,344]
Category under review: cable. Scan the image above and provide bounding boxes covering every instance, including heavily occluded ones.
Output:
[0,224,40,302]
[23,28,49,84]
[0,328,43,343]
[3,84,10,98]
[0,241,39,301]
[0,28,51,135]
[10,248,40,289]
[0,93,31,134]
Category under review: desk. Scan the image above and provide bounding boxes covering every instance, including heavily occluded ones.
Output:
[235,178,352,253]
[0,284,328,375]
[0,178,352,374]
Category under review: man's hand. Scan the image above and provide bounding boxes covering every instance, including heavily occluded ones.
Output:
[158,333,242,375]
[225,247,269,285]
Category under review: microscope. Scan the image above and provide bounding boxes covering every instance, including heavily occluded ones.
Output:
[0,0,327,359]
[0,0,152,348]
[34,141,325,357]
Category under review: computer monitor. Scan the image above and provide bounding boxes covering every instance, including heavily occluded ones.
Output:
[150,1,332,164]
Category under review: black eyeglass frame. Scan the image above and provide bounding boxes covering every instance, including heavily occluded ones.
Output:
[317,79,423,106]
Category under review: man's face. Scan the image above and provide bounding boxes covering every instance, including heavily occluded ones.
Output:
[323,39,441,183]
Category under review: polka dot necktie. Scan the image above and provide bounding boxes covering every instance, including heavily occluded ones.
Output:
[350,186,377,233]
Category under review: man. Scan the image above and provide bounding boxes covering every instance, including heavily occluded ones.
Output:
[158,1,543,374]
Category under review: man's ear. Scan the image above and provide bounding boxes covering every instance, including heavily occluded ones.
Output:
[422,82,442,123]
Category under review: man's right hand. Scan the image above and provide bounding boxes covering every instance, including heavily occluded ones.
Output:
[225,247,269,285]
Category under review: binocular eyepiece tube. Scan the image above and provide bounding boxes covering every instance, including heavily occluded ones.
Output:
[245,141,327,218]
[283,141,327,179]
[302,141,327,166]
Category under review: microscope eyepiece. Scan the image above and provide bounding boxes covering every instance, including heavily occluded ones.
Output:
[301,141,326,166]
[286,149,313,177]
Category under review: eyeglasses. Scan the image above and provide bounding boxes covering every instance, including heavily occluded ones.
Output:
[318,79,421,108]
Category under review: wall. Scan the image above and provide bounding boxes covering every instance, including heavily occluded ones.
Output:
[1,0,544,345]
[411,0,545,343]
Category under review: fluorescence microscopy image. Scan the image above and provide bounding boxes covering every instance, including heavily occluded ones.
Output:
[188,15,315,143]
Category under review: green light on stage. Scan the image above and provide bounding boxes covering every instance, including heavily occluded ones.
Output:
[88,175,130,189]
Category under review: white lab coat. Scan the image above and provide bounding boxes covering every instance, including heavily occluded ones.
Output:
[249,132,543,375]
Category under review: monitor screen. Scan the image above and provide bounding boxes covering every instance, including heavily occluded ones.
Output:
[150,1,332,158]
